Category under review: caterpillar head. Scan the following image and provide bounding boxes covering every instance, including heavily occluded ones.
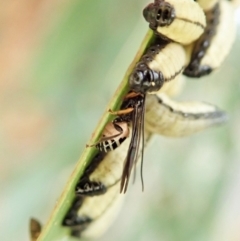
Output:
[143,0,175,30]
[129,63,164,93]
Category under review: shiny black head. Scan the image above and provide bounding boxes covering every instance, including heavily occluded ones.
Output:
[129,63,164,93]
[143,0,175,30]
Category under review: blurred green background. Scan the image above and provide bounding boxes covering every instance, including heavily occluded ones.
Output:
[0,1,240,241]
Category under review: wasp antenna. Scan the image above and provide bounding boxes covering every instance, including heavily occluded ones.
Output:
[132,161,137,185]
[140,95,146,192]
[120,106,139,193]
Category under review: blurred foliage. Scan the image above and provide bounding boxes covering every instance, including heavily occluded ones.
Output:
[0,1,240,241]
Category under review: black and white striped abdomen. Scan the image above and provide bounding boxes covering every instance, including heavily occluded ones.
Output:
[96,136,127,152]
[92,121,129,153]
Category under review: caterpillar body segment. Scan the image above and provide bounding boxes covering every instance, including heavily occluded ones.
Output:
[75,152,108,196]
[29,218,41,241]
[75,144,130,196]
[143,0,206,45]
[63,148,129,237]
[64,130,152,238]
[200,0,236,72]
[75,183,124,239]
[88,136,131,194]
[62,197,88,228]
[145,93,228,137]
[129,41,187,94]
[88,121,129,152]
[195,0,219,11]
[184,0,236,77]
[196,0,240,10]
[158,75,186,97]
[63,183,125,239]
[184,2,220,77]
[229,0,240,7]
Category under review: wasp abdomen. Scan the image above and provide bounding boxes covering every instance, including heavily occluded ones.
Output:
[91,122,129,152]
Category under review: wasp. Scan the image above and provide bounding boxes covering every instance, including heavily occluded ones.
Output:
[143,0,206,45]
[184,0,236,77]
[113,92,146,194]
[79,92,146,194]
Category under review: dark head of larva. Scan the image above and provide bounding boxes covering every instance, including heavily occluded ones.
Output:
[143,0,175,30]
[129,62,164,93]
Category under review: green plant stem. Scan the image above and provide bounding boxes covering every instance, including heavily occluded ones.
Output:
[37,29,154,241]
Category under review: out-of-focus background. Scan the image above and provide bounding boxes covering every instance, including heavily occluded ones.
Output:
[1,1,240,241]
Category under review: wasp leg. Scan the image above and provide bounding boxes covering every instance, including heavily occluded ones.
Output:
[124,92,142,99]
[145,93,228,137]
[86,134,119,148]
[86,122,128,152]
[30,218,41,241]
[108,108,134,116]
[86,134,120,150]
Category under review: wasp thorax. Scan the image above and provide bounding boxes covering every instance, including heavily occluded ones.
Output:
[129,64,164,93]
[143,1,175,30]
